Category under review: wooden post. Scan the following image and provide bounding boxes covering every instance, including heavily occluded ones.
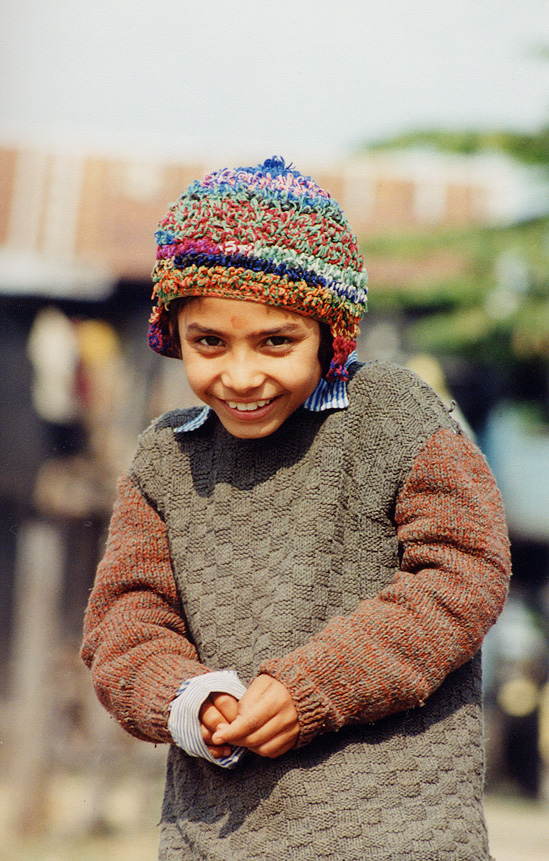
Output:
[8,519,64,834]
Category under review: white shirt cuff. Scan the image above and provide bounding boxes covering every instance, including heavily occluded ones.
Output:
[168,671,247,769]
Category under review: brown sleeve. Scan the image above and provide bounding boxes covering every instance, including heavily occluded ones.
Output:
[81,473,211,743]
[260,428,511,747]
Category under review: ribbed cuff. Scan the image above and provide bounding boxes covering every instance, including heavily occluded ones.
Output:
[259,657,342,748]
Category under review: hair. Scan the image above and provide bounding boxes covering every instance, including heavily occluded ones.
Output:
[167,297,189,359]
[168,296,334,375]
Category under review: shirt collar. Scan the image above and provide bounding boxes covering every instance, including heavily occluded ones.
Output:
[174,351,358,434]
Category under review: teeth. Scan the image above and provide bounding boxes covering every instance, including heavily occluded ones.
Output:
[227,399,272,411]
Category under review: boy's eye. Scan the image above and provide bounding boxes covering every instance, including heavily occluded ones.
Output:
[264,335,291,347]
[198,335,224,347]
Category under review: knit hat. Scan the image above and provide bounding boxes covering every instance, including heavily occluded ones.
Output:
[149,157,368,381]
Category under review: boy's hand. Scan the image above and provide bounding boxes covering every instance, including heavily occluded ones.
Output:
[199,692,239,759]
[211,674,299,758]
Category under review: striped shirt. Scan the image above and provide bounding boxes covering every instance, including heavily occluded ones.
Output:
[168,354,356,767]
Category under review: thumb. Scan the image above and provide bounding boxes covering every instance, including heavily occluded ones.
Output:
[212,713,257,744]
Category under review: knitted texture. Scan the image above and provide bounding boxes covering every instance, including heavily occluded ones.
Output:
[82,361,510,860]
[81,472,212,744]
[149,157,368,381]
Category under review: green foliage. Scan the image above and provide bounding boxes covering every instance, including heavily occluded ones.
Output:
[363,125,549,167]
[357,120,549,413]
[360,217,549,365]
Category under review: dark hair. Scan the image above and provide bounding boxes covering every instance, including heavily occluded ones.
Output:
[168,298,334,375]
[318,322,334,377]
[167,297,190,360]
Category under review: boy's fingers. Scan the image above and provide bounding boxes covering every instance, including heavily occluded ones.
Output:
[246,729,299,758]
[229,716,297,749]
[199,713,236,757]
[212,713,258,744]
[205,742,233,758]
[212,709,297,747]
[199,698,224,733]
[212,676,299,747]
[199,693,239,733]
[209,692,239,723]
[213,716,299,756]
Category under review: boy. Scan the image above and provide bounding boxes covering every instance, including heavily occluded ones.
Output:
[82,157,511,859]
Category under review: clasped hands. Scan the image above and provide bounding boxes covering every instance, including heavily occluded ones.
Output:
[199,674,299,759]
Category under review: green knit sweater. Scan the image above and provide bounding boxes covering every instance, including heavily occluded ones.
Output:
[82,361,511,860]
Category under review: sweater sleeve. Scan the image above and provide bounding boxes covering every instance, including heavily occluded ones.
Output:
[81,473,212,743]
[259,428,511,747]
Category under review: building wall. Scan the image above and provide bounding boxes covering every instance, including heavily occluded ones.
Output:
[0,142,531,289]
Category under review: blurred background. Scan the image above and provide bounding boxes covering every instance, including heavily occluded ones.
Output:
[1,1,548,858]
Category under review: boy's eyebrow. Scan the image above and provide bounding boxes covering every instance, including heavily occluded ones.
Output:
[183,322,305,337]
[183,323,225,336]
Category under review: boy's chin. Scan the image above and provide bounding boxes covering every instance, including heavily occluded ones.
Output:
[217,418,279,439]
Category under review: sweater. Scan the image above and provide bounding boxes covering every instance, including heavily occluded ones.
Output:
[82,361,511,860]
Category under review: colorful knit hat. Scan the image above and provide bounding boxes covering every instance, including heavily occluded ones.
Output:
[149,157,368,381]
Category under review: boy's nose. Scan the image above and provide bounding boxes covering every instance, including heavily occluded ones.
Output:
[221,355,264,392]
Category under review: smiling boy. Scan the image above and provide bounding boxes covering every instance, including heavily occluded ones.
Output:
[177,297,323,440]
[82,157,511,860]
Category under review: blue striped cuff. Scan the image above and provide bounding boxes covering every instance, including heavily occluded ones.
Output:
[168,671,247,769]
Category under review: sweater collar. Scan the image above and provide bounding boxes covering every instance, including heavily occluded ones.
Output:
[174,351,358,434]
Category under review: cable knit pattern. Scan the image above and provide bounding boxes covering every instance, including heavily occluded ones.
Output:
[82,361,510,860]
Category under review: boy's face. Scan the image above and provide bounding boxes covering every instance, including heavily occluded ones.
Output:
[177,296,322,439]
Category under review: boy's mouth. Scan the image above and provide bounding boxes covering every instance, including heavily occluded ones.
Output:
[225,398,275,413]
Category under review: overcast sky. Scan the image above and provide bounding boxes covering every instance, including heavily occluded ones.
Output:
[0,0,547,160]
